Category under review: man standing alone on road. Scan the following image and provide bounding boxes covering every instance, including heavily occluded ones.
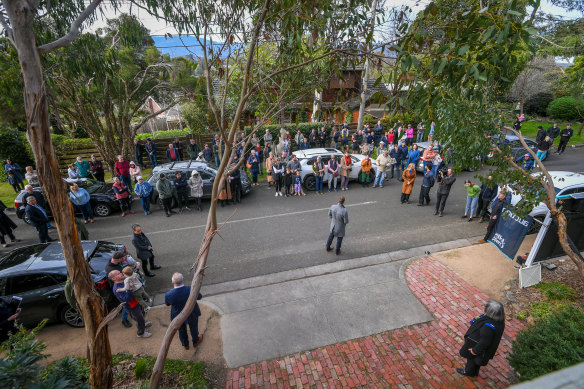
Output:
[165,272,203,350]
[326,196,349,255]
[131,224,160,277]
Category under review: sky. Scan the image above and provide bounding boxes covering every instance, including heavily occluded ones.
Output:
[87,0,581,57]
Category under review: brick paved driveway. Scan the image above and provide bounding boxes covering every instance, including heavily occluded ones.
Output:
[226,257,524,388]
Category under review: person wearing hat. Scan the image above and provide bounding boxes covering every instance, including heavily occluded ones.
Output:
[517,153,534,171]
[145,138,157,167]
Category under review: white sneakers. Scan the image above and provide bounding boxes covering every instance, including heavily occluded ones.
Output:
[137,331,152,338]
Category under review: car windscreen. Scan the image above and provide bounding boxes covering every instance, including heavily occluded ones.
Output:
[0,244,47,271]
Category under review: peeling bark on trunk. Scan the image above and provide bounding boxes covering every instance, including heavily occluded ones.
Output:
[4,1,113,388]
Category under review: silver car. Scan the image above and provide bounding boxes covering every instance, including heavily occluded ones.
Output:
[291,148,377,191]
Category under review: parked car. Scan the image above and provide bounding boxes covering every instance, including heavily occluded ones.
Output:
[291,148,378,191]
[496,171,584,234]
[14,178,128,224]
[487,135,541,163]
[147,160,252,207]
[0,240,126,328]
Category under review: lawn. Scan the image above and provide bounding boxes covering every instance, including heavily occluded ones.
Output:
[520,121,584,145]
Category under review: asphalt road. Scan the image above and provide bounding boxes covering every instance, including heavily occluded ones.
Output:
[3,146,582,295]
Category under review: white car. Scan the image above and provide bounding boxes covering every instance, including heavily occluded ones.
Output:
[499,171,584,233]
[291,148,378,191]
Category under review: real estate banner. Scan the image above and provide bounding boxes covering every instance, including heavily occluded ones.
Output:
[488,205,533,260]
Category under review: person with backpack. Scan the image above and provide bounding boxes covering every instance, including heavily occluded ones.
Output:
[417,164,434,206]
[340,124,351,153]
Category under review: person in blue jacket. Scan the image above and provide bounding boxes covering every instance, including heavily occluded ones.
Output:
[4,159,24,191]
[516,153,534,171]
[407,144,420,167]
[69,183,94,223]
[202,144,213,163]
[144,138,157,167]
[134,176,153,215]
[165,272,203,350]
[247,150,260,185]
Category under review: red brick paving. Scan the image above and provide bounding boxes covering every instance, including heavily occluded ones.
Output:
[225,257,524,388]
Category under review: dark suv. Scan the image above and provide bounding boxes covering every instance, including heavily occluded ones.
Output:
[147,160,252,207]
[0,241,125,328]
[14,178,128,224]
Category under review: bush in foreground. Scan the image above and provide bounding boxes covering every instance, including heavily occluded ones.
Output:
[509,305,584,381]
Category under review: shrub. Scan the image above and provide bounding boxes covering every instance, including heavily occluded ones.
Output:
[546,96,584,121]
[344,111,353,123]
[380,112,423,130]
[509,305,584,381]
[51,135,95,155]
[0,124,35,182]
[535,281,576,301]
[134,128,192,141]
[524,92,555,117]
[134,357,149,379]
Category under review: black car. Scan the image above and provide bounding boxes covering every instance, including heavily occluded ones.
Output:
[147,160,252,207]
[15,178,128,224]
[0,241,124,327]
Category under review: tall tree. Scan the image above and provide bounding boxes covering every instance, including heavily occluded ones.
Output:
[46,14,188,173]
[147,0,371,386]
[392,0,584,279]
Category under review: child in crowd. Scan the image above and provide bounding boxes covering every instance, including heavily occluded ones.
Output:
[121,254,145,278]
[7,173,20,193]
[294,171,303,196]
[116,266,151,312]
[284,168,293,197]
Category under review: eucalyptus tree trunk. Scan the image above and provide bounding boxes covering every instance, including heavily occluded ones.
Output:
[2,1,113,388]
[356,0,378,132]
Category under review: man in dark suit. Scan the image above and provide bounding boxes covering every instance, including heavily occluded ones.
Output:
[165,272,203,350]
[326,196,349,255]
[24,196,53,243]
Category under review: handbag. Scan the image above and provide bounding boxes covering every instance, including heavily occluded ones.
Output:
[246,162,252,169]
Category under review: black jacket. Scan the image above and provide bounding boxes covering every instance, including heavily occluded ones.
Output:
[547,126,560,139]
[284,173,293,186]
[480,183,498,201]
[463,314,505,365]
[536,128,547,143]
[23,191,47,209]
[490,197,505,219]
[25,204,48,227]
[537,139,551,152]
[132,232,153,260]
[437,174,456,195]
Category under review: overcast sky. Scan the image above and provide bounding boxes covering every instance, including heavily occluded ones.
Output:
[87,0,581,37]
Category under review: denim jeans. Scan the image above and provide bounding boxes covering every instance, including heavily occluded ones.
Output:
[121,174,133,192]
[148,153,157,167]
[140,195,151,213]
[373,170,385,187]
[328,175,338,190]
[122,305,128,322]
[315,176,323,192]
[431,164,439,177]
[79,202,93,221]
[465,196,479,217]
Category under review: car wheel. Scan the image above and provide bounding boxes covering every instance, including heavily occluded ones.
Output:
[60,305,84,328]
[303,175,316,191]
[527,216,545,235]
[93,203,111,217]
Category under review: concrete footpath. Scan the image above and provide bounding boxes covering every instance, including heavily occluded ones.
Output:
[202,237,480,368]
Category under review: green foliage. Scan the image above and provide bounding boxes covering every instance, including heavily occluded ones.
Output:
[0,124,35,182]
[546,96,584,121]
[509,305,584,381]
[134,129,192,141]
[362,114,377,126]
[0,38,26,129]
[134,358,148,379]
[344,111,353,124]
[535,281,576,301]
[42,358,89,388]
[50,135,95,155]
[380,112,423,129]
[524,92,555,117]
[182,99,214,135]
[0,321,85,389]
